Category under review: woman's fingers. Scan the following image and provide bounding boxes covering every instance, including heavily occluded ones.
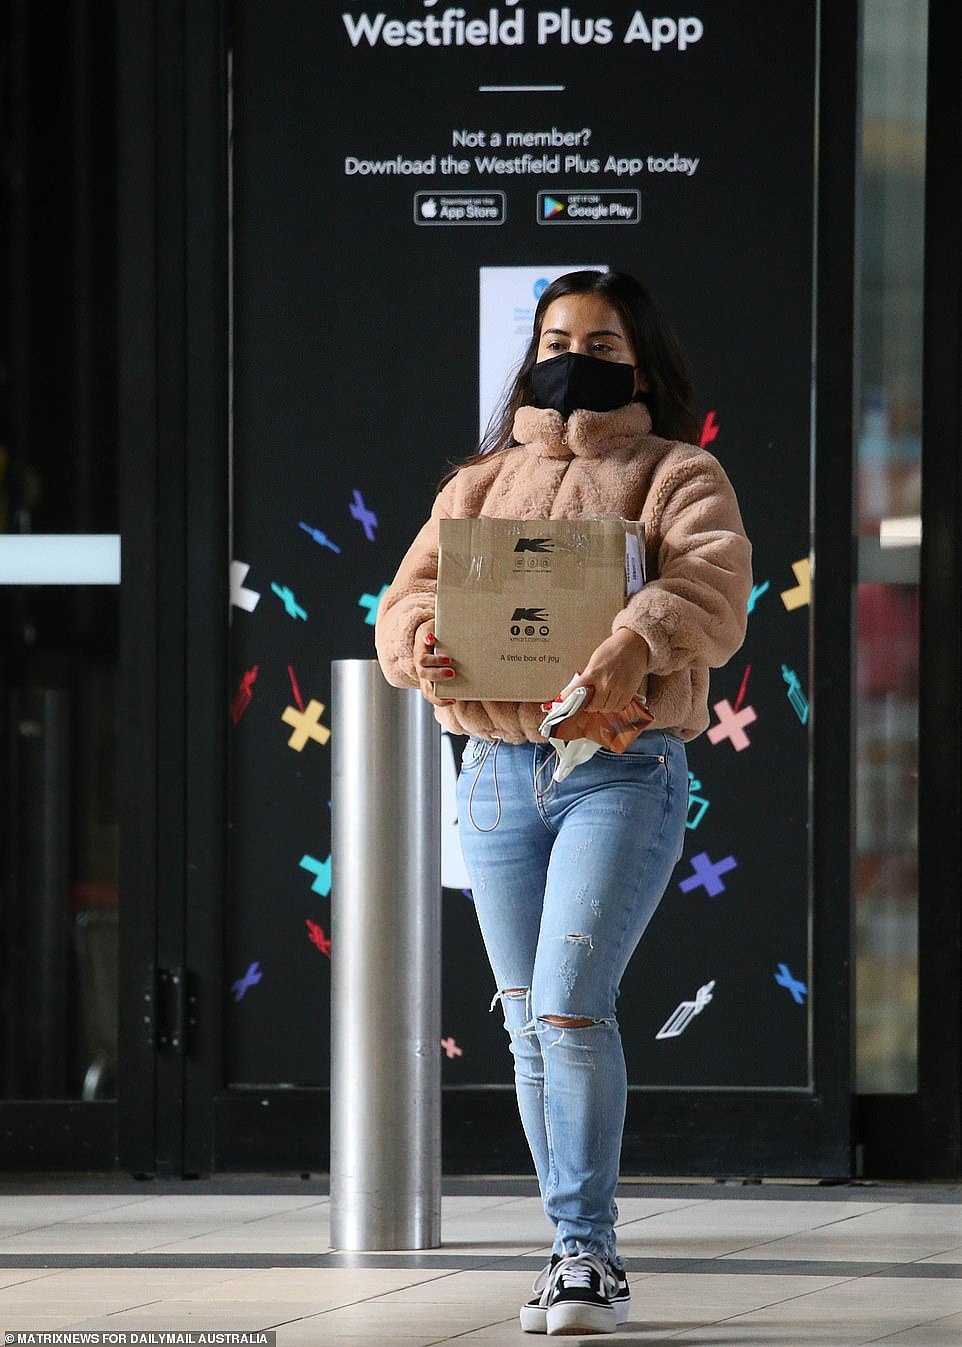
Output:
[414,621,456,704]
[577,630,648,713]
[416,653,456,682]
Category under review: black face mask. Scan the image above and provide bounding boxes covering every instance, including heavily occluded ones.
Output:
[529,351,637,419]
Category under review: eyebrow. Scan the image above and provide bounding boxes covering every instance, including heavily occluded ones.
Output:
[542,327,625,339]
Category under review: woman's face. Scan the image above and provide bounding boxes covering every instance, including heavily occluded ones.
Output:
[536,291,647,394]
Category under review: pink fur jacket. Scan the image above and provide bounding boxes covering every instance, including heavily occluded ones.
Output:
[375,401,752,743]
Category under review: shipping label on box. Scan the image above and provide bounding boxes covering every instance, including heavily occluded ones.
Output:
[436,517,645,702]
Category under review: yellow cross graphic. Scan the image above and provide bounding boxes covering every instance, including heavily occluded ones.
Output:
[281,699,331,751]
[780,558,811,611]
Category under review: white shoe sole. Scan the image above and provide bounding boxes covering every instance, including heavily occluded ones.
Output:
[521,1298,629,1333]
[546,1300,618,1335]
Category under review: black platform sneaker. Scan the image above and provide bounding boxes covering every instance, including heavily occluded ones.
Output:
[519,1251,621,1335]
[521,1254,630,1334]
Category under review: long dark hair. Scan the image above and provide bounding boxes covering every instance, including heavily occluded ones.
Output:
[441,270,700,487]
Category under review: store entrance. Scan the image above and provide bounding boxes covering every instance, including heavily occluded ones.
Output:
[2,0,956,1182]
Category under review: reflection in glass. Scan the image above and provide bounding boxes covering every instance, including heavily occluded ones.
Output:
[0,588,119,1100]
[0,0,119,1104]
[855,0,925,1092]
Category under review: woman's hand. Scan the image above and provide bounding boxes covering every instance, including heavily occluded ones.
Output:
[570,629,650,714]
[413,619,457,707]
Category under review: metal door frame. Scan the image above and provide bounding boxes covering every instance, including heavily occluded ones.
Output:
[115,0,230,1177]
[206,0,858,1179]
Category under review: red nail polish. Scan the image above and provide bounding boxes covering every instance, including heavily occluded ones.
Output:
[440,656,451,665]
[425,632,436,644]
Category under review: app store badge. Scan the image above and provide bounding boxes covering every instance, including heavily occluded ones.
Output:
[537,190,642,225]
[414,191,506,225]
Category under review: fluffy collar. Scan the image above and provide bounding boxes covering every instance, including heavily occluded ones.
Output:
[512,400,653,460]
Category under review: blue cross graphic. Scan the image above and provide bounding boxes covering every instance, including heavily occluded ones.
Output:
[358,585,389,626]
[300,853,332,897]
[775,963,808,1004]
[271,582,307,620]
[679,850,738,897]
[350,489,378,541]
[299,521,341,553]
[686,771,710,829]
[781,664,810,725]
[747,580,770,614]
[231,961,262,1002]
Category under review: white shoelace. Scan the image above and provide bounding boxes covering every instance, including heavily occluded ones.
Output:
[543,1251,615,1301]
[530,1260,554,1298]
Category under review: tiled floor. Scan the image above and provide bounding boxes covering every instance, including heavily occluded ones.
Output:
[0,1178,960,1344]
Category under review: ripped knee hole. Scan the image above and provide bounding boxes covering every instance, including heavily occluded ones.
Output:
[539,1014,602,1028]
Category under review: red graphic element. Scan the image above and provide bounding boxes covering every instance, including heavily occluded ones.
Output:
[306,919,332,958]
[700,410,720,448]
[231,665,259,724]
[441,1036,463,1059]
[733,663,752,713]
[706,698,758,752]
[287,664,305,713]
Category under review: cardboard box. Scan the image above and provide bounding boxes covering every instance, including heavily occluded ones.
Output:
[435,517,645,702]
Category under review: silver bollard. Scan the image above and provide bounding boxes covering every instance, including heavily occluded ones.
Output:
[330,659,442,1250]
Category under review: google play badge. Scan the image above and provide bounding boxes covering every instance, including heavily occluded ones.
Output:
[542,195,565,219]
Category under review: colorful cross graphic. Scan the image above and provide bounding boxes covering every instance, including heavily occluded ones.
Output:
[441,1036,464,1059]
[231,961,262,1002]
[679,851,738,897]
[300,853,332,896]
[781,664,810,724]
[299,521,341,554]
[655,979,715,1039]
[707,698,757,751]
[271,582,307,620]
[775,962,808,1004]
[699,409,720,448]
[231,665,259,725]
[780,558,811,611]
[686,772,710,829]
[286,666,306,715]
[747,580,770,614]
[282,699,331,750]
[358,585,389,626]
[350,488,378,541]
[733,664,751,712]
[230,560,261,612]
[306,919,332,958]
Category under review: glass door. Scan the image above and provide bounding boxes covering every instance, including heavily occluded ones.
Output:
[855,0,962,1178]
[855,0,926,1098]
[0,0,121,1164]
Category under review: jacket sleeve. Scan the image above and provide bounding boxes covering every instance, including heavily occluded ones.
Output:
[374,481,456,688]
[613,450,752,675]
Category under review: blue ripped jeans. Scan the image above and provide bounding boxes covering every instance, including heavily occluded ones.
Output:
[456,731,688,1262]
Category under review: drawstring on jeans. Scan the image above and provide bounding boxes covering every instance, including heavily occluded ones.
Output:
[534,744,561,796]
[467,737,503,831]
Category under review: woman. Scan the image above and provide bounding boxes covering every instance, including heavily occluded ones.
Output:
[375,270,751,1336]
